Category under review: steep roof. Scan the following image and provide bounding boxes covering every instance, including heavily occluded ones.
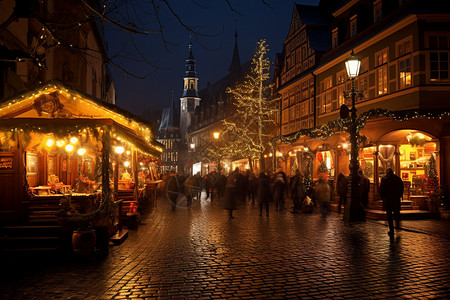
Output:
[228,29,241,74]
[159,93,179,130]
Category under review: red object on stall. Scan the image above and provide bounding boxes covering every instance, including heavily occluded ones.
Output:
[317,152,323,162]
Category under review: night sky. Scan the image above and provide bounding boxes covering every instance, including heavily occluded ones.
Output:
[105,0,319,117]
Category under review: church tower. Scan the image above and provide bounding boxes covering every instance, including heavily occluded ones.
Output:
[180,42,200,143]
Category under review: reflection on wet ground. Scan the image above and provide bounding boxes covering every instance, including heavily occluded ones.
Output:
[1,196,450,299]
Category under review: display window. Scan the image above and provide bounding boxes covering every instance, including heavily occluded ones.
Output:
[399,134,436,195]
[360,146,376,181]
[378,144,396,181]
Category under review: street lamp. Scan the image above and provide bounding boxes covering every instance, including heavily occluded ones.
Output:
[344,50,365,222]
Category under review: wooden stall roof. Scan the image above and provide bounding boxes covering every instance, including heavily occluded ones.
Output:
[0,80,163,156]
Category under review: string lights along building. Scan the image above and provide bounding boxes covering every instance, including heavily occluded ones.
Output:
[272,0,450,214]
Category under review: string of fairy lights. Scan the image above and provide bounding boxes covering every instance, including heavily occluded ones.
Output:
[0,82,163,157]
[272,108,450,146]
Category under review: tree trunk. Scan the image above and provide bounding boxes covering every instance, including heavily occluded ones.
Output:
[248,157,253,172]
[260,152,266,172]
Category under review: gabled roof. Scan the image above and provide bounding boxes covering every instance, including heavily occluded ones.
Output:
[159,94,179,131]
[0,80,163,156]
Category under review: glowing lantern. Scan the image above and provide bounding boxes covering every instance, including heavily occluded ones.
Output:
[65,144,73,152]
[46,138,55,147]
[56,140,65,147]
[70,137,78,144]
[115,146,124,154]
[77,148,86,156]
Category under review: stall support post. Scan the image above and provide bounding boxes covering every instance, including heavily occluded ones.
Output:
[133,150,139,201]
[102,126,112,199]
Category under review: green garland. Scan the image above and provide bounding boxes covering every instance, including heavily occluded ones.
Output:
[271,108,450,146]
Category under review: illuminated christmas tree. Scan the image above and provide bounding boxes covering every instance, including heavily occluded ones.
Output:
[221,39,278,171]
[426,155,439,195]
[318,160,328,174]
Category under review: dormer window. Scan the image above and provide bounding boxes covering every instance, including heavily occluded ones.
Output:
[374,0,382,22]
[332,28,338,49]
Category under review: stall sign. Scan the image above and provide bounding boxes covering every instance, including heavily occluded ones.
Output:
[0,156,14,170]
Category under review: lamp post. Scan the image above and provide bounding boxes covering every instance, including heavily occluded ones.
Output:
[213,131,220,172]
[344,50,365,222]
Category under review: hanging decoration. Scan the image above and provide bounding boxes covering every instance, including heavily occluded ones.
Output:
[271,108,450,147]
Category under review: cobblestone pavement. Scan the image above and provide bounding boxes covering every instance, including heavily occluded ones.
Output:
[1,197,450,299]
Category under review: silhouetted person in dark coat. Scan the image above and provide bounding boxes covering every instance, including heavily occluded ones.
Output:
[223,169,239,220]
[359,170,370,208]
[290,169,305,213]
[248,172,258,204]
[316,175,331,217]
[215,172,227,201]
[273,169,287,211]
[257,172,272,217]
[336,172,348,213]
[379,168,404,237]
[234,168,247,203]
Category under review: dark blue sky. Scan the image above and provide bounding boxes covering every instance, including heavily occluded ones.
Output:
[105,0,319,116]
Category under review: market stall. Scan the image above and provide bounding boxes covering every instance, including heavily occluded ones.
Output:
[0,80,163,225]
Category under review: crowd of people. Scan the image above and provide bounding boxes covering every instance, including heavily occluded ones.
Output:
[160,166,409,238]
[161,167,329,219]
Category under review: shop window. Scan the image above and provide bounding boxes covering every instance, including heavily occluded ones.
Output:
[26,153,38,175]
[361,147,376,181]
[378,145,395,181]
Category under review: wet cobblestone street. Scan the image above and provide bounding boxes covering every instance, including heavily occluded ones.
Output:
[1,197,450,299]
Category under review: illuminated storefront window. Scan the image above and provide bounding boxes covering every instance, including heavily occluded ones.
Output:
[360,146,376,181]
[399,133,436,195]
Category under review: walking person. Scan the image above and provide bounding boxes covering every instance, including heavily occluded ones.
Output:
[315,175,331,217]
[359,170,370,208]
[216,171,227,201]
[273,169,287,211]
[235,168,247,203]
[257,172,272,217]
[249,172,258,204]
[336,172,348,213]
[223,168,239,220]
[290,169,305,213]
[379,168,404,237]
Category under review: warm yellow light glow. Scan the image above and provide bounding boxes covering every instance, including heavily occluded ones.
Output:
[115,146,124,154]
[343,143,348,149]
[56,140,65,147]
[124,161,130,167]
[345,51,361,78]
[269,153,273,157]
[65,144,73,152]
[77,148,86,156]
[70,137,78,144]
[126,150,130,155]
[46,138,55,147]
[213,132,220,140]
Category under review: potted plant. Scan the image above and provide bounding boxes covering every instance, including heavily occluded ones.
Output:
[58,190,117,255]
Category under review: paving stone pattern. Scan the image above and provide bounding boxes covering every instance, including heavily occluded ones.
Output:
[1,197,450,299]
